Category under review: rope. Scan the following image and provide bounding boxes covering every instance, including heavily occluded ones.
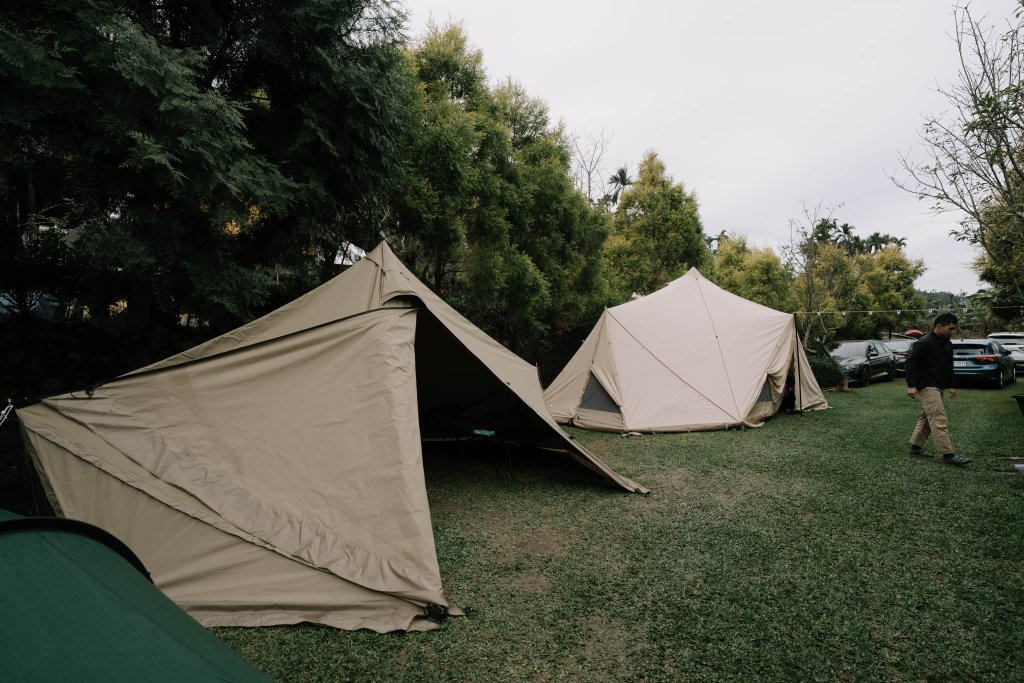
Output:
[0,400,12,428]
[795,305,1024,316]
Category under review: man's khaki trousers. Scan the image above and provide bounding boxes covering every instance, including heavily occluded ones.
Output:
[910,387,953,455]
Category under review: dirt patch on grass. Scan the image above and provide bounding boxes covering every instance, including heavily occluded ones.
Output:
[574,615,643,681]
[429,497,470,516]
[651,466,811,516]
[517,529,566,556]
[661,467,697,492]
[706,471,810,514]
[588,616,628,655]
[516,572,552,593]
[473,525,569,565]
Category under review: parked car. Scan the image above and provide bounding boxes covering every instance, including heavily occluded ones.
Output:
[987,332,1024,371]
[883,338,915,375]
[952,338,1017,388]
[830,340,896,385]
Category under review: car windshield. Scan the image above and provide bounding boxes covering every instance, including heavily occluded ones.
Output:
[953,343,988,355]
[989,336,1023,347]
[832,341,867,355]
[884,340,914,352]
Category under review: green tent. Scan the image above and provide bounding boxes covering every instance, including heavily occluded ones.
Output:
[0,509,272,683]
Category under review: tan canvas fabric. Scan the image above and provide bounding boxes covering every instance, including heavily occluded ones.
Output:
[20,413,436,631]
[545,268,828,432]
[18,241,645,633]
[140,242,643,492]
[19,309,446,631]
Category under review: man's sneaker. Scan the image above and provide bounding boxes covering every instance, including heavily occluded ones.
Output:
[942,453,971,467]
[908,445,934,458]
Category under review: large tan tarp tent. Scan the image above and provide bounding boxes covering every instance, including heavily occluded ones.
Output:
[544,267,828,433]
[17,241,645,634]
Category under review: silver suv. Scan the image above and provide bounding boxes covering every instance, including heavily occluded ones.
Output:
[987,332,1024,370]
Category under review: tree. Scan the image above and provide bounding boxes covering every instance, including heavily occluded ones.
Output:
[393,22,614,362]
[781,203,837,345]
[711,234,792,311]
[391,22,484,292]
[859,247,927,337]
[568,128,611,204]
[783,205,928,343]
[604,151,708,296]
[893,3,1024,306]
[605,166,633,207]
[1,0,415,341]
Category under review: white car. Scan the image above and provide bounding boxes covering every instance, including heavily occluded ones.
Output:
[987,332,1024,370]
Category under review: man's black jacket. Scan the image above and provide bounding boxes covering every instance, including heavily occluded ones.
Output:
[905,332,955,390]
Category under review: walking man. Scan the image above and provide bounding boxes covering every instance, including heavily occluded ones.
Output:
[906,312,970,466]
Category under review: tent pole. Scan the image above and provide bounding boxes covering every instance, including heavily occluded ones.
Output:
[795,320,805,417]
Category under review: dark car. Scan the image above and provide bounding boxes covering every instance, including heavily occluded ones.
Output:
[830,340,896,386]
[884,338,915,375]
[952,339,1017,388]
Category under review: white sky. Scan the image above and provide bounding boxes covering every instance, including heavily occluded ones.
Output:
[403,0,1021,294]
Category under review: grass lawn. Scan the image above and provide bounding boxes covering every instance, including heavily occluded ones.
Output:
[217,381,1024,682]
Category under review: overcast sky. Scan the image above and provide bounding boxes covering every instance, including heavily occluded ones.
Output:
[402,0,1020,294]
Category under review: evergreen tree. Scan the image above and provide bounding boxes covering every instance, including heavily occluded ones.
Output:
[711,234,792,312]
[392,23,613,361]
[1,0,413,341]
[605,151,708,296]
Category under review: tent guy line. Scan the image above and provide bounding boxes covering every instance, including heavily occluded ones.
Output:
[797,306,1022,315]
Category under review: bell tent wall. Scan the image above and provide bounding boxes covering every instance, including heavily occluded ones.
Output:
[16,241,646,635]
[544,267,828,433]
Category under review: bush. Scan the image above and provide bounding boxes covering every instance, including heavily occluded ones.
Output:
[806,352,846,388]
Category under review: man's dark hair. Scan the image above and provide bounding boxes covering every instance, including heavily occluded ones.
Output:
[934,312,958,327]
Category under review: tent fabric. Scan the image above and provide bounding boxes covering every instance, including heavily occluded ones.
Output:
[0,509,272,683]
[544,268,828,433]
[17,241,645,634]
[133,240,644,492]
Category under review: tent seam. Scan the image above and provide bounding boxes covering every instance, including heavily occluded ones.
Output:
[604,309,740,420]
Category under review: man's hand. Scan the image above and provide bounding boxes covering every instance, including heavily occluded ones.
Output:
[907,387,918,399]
[949,388,957,399]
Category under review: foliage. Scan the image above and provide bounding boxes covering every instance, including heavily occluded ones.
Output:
[710,233,793,311]
[972,207,1024,326]
[893,3,1024,309]
[604,151,709,296]
[805,351,846,388]
[859,247,928,336]
[0,0,414,337]
[784,208,926,344]
[0,224,81,319]
[605,166,633,207]
[392,23,614,361]
[812,219,906,256]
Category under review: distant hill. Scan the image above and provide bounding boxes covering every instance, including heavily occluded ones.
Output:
[919,291,961,308]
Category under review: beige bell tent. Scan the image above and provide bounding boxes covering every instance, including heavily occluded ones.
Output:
[544,268,828,433]
[17,241,645,634]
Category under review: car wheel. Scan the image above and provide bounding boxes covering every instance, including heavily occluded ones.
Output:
[993,369,1004,389]
[884,361,895,381]
[1012,366,1018,384]
[859,365,871,387]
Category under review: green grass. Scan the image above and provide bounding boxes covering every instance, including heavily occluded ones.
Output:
[216,382,1024,682]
